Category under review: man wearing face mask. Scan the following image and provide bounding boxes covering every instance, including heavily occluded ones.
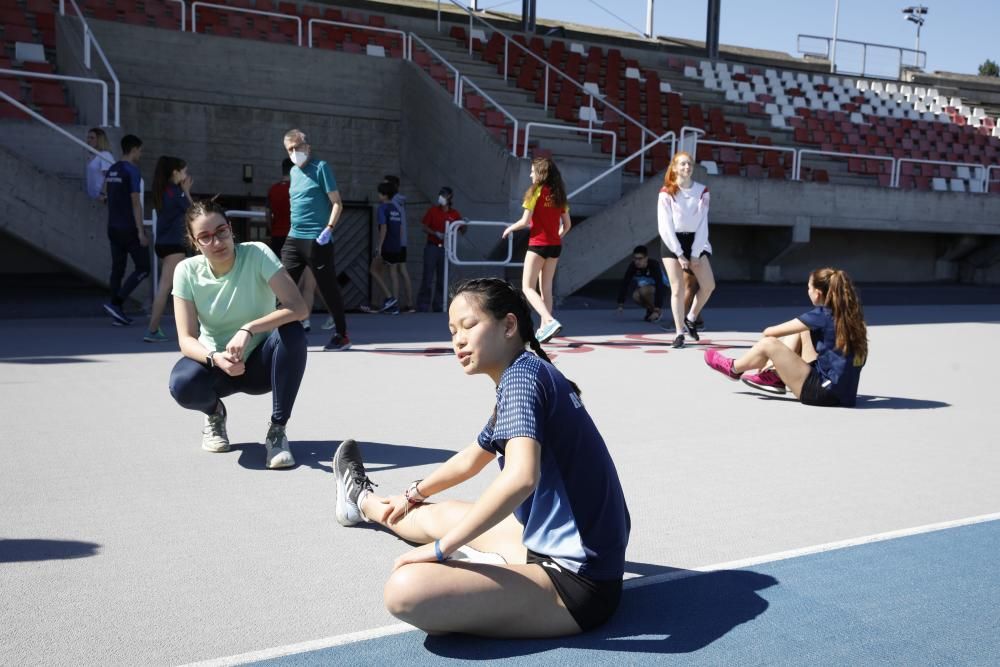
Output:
[281,129,350,351]
[416,186,464,313]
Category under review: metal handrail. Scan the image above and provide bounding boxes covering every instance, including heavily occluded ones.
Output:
[169,0,186,31]
[308,18,409,59]
[567,131,676,200]
[797,149,895,184]
[987,165,1000,192]
[411,32,462,105]
[59,0,121,126]
[0,91,113,164]
[699,138,799,179]
[896,158,994,191]
[442,0,658,141]
[0,69,109,127]
[796,33,926,80]
[522,122,617,164]
[191,2,303,46]
[441,219,521,308]
[459,75,518,155]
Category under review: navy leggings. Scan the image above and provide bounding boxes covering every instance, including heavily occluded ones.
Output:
[168,323,307,425]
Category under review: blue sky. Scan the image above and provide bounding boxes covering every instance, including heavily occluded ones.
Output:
[506,1,996,78]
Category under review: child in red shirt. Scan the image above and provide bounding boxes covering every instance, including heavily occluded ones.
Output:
[502,157,571,343]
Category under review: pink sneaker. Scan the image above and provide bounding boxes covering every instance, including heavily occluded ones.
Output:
[704,349,741,380]
[742,368,786,395]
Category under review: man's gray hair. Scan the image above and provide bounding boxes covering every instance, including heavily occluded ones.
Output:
[284,129,307,144]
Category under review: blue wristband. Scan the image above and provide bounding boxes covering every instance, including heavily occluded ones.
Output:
[434,539,446,562]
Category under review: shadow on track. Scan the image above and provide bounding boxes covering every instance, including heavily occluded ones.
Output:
[735,391,950,410]
[424,568,777,658]
[231,440,454,473]
[0,539,100,563]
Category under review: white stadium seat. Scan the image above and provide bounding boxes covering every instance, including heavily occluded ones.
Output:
[931,177,948,191]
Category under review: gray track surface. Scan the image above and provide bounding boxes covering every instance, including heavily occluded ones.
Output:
[2,303,998,665]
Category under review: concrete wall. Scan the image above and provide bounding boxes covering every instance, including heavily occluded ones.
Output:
[0,144,111,286]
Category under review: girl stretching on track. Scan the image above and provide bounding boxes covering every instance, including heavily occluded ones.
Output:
[704,267,868,407]
[502,157,571,344]
[658,151,715,348]
[332,278,630,637]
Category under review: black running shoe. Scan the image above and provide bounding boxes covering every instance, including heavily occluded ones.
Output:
[684,317,700,342]
[333,439,376,526]
[643,308,653,322]
[672,334,685,349]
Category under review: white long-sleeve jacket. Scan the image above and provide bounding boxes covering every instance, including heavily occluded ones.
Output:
[657,182,712,259]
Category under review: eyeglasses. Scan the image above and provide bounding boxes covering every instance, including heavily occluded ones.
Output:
[194,225,232,247]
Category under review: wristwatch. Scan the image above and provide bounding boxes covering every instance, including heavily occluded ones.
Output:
[205,353,215,369]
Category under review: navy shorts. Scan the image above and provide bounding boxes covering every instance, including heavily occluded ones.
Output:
[661,232,711,261]
[381,248,407,264]
[799,362,841,407]
[527,550,622,632]
[527,245,562,259]
[154,244,186,259]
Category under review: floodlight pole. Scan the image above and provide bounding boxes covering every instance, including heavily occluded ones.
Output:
[830,0,840,73]
[645,0,654,39]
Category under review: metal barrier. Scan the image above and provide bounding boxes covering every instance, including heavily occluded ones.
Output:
[458,75,518,154]
[796,34,926,80]
[169,0,186,31]
[567,130,675,199]
[798,148,895,184]
[308,18,409,59]
[441,219,521,308]
[411,32,462,105]
[0,69,110,127]
[987,165,1000,193]
[895,158,994,192]
[191,2,303,46]
[522,122,617,164]
[58,0,121,126]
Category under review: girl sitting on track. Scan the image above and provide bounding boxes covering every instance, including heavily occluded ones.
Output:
[332,277,630,637]
[658,151,715,348]
[502,157,572,344]
[168,200,309,468]
[704,267,868,407]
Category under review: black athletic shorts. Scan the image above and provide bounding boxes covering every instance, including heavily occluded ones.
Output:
[799,361,841,407]
[527,244,562,259]
[661,232,711,261]
[381,248,407,264]
[154,244,186,259]
[527,549,623,632]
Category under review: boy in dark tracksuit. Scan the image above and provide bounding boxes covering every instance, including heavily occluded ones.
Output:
[616,245,666,321]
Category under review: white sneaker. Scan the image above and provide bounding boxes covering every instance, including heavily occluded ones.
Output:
[301,318,311,332]
[450,546,509,565]
[536,318,562,343]
[201,402,230,452]
[332,439,375,526]
[264,422,295,469]
[321,316,336,330]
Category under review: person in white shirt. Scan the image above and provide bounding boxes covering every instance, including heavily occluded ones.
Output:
[84,127,115,201]
[657,151,716,348]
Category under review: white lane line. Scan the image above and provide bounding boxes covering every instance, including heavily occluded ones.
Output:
[624,510,1000,590]
[180,623,414,667]
[183,511,1000,666]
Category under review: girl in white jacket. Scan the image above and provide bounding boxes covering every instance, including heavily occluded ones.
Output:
[657,151,716,348]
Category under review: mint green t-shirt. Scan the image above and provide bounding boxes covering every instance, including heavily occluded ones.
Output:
[173,242,284,358]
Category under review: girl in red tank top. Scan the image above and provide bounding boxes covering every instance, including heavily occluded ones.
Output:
[501,157,572,343]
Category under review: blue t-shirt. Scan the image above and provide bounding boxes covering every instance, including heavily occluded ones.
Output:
[798,306,865,406]
[156,183,189,247]
[378,201,403,254]
[105,160,142,231]
[477,352,630,580]
[289,158,338,240]
[391,192,408,247]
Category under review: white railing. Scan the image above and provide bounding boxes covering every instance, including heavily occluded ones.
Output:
[894,158,992,192]
[458,75,518,153]
[987,166,1000,193]
[170,0,186,31]
[59,0,121,126]
[568,131,676,199]
[441,219,521,308]
[191,2,303,46]
[0,69,109,127]
[522,122,617,164]
[797,149,895,184]
[410,32,462,105]
[442,0,658,141]
[0,91,113,165]
[308,18,409,58]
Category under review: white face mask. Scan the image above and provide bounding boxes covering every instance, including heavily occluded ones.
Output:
[437,195,448,206]
[290,150,308,167]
